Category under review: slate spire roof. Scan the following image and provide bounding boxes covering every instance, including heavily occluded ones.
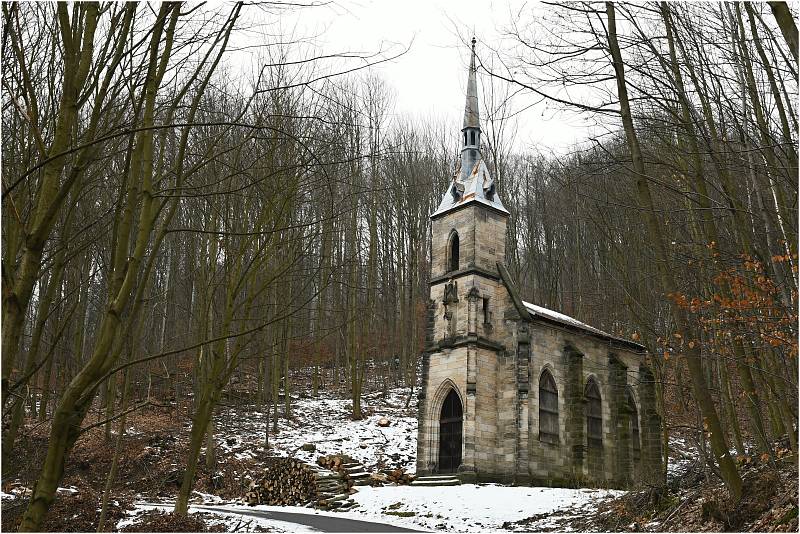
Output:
[463,37,479,130]
[433,38,508,218]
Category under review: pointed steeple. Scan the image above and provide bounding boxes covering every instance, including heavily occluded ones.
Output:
[460,37,481,180]
[463,37,479,129]
[431,37,508,219]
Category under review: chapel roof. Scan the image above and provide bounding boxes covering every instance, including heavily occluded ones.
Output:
[432,158,509,217]
[523,299,646,351]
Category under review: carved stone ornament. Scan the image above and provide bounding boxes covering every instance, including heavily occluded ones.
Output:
[467,286,480,301]
[444,279,459,304]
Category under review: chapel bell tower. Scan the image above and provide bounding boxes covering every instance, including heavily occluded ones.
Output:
[418,38,511,479]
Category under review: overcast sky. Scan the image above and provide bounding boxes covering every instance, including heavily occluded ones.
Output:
[265,0,596,155]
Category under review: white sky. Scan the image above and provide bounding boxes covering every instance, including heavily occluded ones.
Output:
[255,0,596,155]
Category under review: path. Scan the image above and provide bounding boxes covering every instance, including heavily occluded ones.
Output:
[139,503,423,533]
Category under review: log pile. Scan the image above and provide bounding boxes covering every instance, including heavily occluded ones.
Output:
[316,454,352,474]
[311,466,357,511]
[244,457,318,506]
[384,467,415,485]
[245,457,357,511]
[368,467,415,486]
[317,454,372,487]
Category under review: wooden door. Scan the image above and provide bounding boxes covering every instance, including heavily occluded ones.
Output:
[438,389,463,473]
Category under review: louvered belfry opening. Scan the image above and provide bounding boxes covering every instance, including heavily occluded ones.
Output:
[585,379,603,447]
[539,370,559,443]
[438,389,463,473]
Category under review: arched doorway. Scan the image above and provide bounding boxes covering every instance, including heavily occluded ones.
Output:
[438,389,463,473]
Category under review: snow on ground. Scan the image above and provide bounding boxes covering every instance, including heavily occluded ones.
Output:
[214,388,418,473]
[146,386,623,532]
[339,484,623,532]
[118,503,318,533]
[180,485,622,532]
[667,436,694,478]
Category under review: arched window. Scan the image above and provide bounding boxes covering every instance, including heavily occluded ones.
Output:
[447,232,459,272]
[470,130,476,145]
[539,370,559,443]
[585,379,602,447]
[626,389,640,461]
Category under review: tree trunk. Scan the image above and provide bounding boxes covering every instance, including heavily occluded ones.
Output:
[605,0,742,500]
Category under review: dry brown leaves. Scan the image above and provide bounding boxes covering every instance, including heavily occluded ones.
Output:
[119,510,225,532]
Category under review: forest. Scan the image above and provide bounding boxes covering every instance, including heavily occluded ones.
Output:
[1,1,797,532]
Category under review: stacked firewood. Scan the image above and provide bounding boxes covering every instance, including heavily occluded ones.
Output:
[316,454,355,489]
[316,454,352,474]
[384,467,414,485]
[367,467,415,486]
[244,457,356,511]
[313,468,356,511]
[244,457,318,506]
[317,454,376,488]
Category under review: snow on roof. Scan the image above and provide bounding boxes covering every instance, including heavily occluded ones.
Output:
[522,300,644,349]
[432,159,509,218]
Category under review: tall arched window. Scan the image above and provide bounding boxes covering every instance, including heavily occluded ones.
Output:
[539,370,559,443]
[626,389,640,461]
[585,379,602,447]
[447,232,459,272]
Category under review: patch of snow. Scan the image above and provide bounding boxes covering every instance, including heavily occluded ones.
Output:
[129,483,620,532]
[190,490,228,505]
[340,484,622,532]
[522,300,642,347]
[119,503,317,533]
[213,388,418,473]
[666,436,698,479]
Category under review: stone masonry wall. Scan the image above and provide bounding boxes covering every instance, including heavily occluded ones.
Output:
[416,347,468,474]
[525,323,661,488]
[431,204,507,280]
[420,199,663,488]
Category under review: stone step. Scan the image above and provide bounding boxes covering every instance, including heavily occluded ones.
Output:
[410,479,461,486]
[410,476,461,486]
[315,472,343,480]
[318,492,351,506]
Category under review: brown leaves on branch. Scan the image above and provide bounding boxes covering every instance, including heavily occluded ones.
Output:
[662,253,797,358]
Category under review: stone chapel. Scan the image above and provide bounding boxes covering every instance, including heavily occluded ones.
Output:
[415,40,664,488]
